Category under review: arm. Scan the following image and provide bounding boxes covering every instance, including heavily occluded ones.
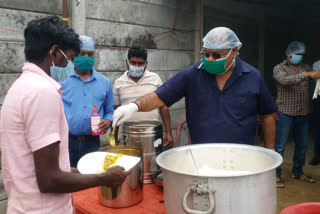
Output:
[159,105,173,147]
[262,113,276,149]
[98,81,115,134]
[112,78,121,143]
[135,92,165,111]
[25,88,128,193]
[257,72,277,149]
[306,71,320,80]
[273,65,306,85]
[71,167,79,173]
[113,105,121,144]
[136,68,188,112]
[113,69,188,128]
[33,142,129,193]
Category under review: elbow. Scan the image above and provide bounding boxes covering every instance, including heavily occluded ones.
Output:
[263,113,277,123]
[273,77,285,85]
[38,183,50,193]
[278,80,290,85]
[39,188,49,194]
[37,180,53,193]
[160,105,169,111]
[275,78,291,85]
[36,175,57,193]
[273,75,289,85]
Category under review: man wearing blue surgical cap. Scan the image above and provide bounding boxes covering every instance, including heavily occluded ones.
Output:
[273,41,320,187]
[112,27,277,148]
[60,35,115,167]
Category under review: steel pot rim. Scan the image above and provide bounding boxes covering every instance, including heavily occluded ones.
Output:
[156,143,283,178]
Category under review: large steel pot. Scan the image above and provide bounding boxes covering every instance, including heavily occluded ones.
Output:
[156,144,283,214]
[122,121,163,183]
[98,145,143,208]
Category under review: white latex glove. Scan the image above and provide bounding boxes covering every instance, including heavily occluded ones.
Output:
[112,103,138,129]
[313,79,320,99]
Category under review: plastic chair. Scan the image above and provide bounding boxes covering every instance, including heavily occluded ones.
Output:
[280,203,320,214]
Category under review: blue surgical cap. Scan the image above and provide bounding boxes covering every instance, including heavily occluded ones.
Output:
[285,41,305,56]
[79,35,95,52]
[203,27,242,50]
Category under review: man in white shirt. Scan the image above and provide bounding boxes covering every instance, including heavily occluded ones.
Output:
[113,45,173,147]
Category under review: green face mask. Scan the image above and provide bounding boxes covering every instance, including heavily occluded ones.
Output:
[202,49,234,75]
[74,55,95,73]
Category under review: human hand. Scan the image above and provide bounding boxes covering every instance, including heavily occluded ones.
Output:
[163,133,174,148]
[99,166,130,187]
[98,119,111,134]
[306,71,320,80]
[112,103,138,129]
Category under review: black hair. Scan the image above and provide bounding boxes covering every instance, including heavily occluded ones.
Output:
[127,45,148,61]
[24,16,80,63]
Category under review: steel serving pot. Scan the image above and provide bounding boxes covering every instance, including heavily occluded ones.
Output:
[99,145,143,208]
[156,144,283,214]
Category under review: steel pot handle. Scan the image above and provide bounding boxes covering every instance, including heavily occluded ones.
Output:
[182,184,215,214]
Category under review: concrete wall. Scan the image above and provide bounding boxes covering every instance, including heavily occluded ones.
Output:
[0,0,196,141]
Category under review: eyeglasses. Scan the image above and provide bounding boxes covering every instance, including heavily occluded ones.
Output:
[200,49,230,60]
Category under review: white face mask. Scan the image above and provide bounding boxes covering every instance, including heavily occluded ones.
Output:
[127,60,145,78]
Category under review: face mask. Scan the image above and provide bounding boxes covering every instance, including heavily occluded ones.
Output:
[51,60,74,82]
[50,49,74,82]
[74,55,95,73]
[290,54,303,65]
[127,61,145,78]
[203,49,235,75]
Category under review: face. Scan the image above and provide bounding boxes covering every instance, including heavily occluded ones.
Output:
[127,56,147,67]
[79,50,94,57]
[287,53,304,60]
[201,47,238,68]
[50,45,77,67]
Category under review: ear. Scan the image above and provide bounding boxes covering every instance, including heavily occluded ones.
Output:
[49,45,59,57]
[232,47,238,57]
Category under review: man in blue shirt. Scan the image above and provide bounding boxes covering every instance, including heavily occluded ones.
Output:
[60,35,114,167]
[112,27,277,148]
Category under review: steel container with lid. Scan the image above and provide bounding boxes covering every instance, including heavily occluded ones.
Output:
[122,121,163,183]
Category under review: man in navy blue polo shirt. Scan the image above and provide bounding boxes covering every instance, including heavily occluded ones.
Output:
[113,27,277,148]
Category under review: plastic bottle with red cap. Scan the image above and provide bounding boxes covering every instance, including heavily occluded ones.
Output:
[91,105,100,136]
